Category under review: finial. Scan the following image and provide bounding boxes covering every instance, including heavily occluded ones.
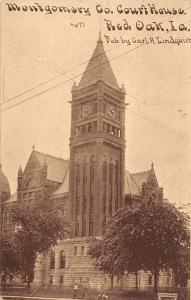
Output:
[18,165,23,175]
[72,81,77,92]
[32,145,35,151]
[97,31,103,43]
[151,162,154,169]
[121,83,126,94]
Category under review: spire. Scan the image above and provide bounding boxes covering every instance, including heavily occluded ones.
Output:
[32,145,35,151]
[98,31,102,44]
[78,34,119,90]
[18,165,23,178]
[151,162,154,170]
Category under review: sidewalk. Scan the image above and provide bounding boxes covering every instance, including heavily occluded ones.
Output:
[0,296,82,300]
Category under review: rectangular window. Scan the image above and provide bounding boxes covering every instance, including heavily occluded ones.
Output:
[148,275,152,285]
[49,275,53,284]
[82,222,86,237]
[60,251,66,269]
[90,196,94,212]
[87,123,92,132]
[82,125,86,134]
[23,193,27,200]
[81,246,85,256]
[75,223,79,237]
[89,222,93,236]
[93,121,97,130]
[82,198,87,214]
[50,251,55,269]
[74,246,77,256]
[103,103,106,114]
[76,198,80,214]
[59,275,64,284]
[167,275,171,285]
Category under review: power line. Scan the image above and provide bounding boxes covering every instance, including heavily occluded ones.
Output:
[1,41,187,139]
[127,108,183,139]
[1,43,144,112]
[1,42,121,106]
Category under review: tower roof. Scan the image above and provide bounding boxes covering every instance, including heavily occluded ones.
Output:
[78,37,120,90]
[0,166,11,196]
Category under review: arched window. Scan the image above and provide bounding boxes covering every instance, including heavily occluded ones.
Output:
[60,250,66,269]
[50,251,55,269]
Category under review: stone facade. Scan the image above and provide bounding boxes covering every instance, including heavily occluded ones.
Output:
[0,36,172,289]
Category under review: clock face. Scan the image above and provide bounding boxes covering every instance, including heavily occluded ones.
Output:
[108,105,116,119]
[81,103,92,118]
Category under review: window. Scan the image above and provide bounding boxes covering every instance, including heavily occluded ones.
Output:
[59,275,64,284]
[83,161,87,184]
[4,213,9,225]
[23,193,27,200]
[82,222,86,237]
[90,195,94,212]
[49,275,53,284]
[74,246,77,256]
[29,192,33,199]
[103,161,107,181]
[50,251,55,269]
[76,198,80,214]
[93,121,97,130]
[75,223,79,237]
[76,162,80,185]
[76,127,81,136]
[90,156,94,182]
[82,125,86,134]
[82,198,87,214]
[60,251,66,269]
[103,103,106,114]
[148,275,152,285]
[87,123,92,132]
[109,162,113,183]
[167,275,171,285]
[89,221,93,236]
[81,246,85,256]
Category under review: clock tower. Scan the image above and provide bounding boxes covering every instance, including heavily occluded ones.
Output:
[69,35,126,237]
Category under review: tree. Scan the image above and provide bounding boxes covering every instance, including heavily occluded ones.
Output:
[89,209,142,288]
[90,202,190,293]
[12,195,68,291]
[0,235,20,288]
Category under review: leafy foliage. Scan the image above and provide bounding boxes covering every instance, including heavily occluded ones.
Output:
[89,201,190,292]
[11,195,69,286]
[0,235,20,287]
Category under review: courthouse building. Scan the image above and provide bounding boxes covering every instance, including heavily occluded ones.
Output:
[0,36,172,288]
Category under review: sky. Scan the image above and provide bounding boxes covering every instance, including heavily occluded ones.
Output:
[1,0,191,209]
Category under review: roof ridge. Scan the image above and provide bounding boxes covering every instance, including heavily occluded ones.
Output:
[34,151,68,163]
[131,170,151,176]
[125,171,132,194]
[130,172,141,193]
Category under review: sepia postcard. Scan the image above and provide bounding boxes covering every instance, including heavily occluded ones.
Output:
[0,0,190,295]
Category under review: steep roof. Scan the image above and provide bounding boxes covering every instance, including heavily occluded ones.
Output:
[0,166,11,196]
[131,171,151,193]
[78,37,120,90]
[52,165,69,196]
[34,151,69,183]
[125,170,140,195]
